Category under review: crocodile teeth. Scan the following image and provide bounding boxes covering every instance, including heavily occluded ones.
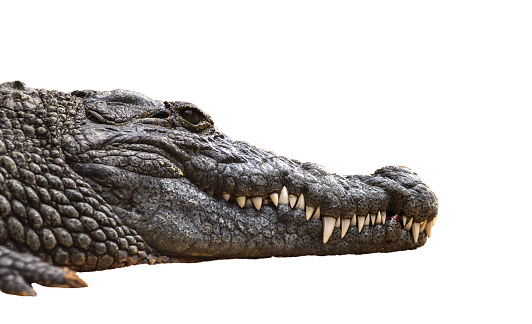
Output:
[341,219,350,238]
[270,192,279,206]
[279,187,289,205]
[381,211,386,223]
[370,213,376,225]
[236,196,246,208]
[295,194,305,211]
[252,196,262,210]
[357,216,365,233]
[289,195,297,208]
[350,213,357,226]
[322,216,336,243]
[419,220,426,232]
[207,189,214,196]
[222,193,231,201]
[313,206,321,219]
[364,214,370,226]
[404,217,413,231]
[412,222,420,243]
[305,205,315,220]
[426,219,434,238]
[403,216,407,226]
[335,217,341,228]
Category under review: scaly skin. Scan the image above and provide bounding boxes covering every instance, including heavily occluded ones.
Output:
[0,81,438,296]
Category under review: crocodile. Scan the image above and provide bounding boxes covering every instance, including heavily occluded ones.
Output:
[0,81,438,296]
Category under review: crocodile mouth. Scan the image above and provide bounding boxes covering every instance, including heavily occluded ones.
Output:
[196,184,437,246]
[71,137,437,252]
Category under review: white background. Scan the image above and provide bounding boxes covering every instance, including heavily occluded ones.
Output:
[1,1,530,323]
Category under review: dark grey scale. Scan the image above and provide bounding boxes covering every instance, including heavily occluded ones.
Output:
[384,217,402,243]
[306,218,322,239]
[372,225,386,245]
[358,226,374,245]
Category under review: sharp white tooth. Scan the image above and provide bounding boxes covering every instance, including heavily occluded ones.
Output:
[236,196,246,208]
[357,216,365,233]
[245,197,253,208]
[305,205,315,220]
[381,211,387,223]
[322,216,336,244]
[335,217,341,228]
[376,211,382,224]
[295,194,305,210]
[279,187,289,205]
[412,222,420,243]
[222,193,231,201]
[341,219,350,238]
[370,213,376,225]
[364,214,370,226]
[289,195,297,208]
[270,192,279,206]
[350,213,357,226]
[402,216,407,226]
[252,196,262,210]
[207,189,214,196]
[313,206,321,219]
[419,221,427,232]
[404,217,413,231]
[426,220,434,238]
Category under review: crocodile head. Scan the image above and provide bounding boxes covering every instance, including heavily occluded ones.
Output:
[60,88,438,260]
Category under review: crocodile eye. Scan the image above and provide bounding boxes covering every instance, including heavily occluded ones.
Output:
[180,108,202,125]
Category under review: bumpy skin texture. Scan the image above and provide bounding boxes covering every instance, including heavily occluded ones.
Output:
[0,81,438,296]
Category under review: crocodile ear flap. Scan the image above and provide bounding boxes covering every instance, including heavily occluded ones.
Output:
[71,90,97,99]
